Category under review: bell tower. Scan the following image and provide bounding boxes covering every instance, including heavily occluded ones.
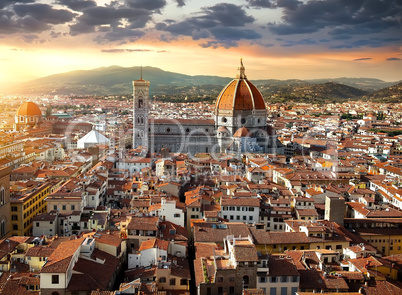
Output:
[133,69,150,150]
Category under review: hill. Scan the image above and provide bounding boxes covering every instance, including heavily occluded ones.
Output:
[9,66,232,95]
[3,65,401,103]
[363,82,402,103]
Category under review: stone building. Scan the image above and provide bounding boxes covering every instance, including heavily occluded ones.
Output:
[133,60,284,156]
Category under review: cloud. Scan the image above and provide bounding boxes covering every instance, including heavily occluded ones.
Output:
[175,0,186,7]
[353,57,372,61]
[55,0,97,12]
[279,37,317,47]
[387,57,401,61]
[0,0,35,10]
[101,48,152,53]
[246,0,274,8]
[93,28,145,44]
[13,3,76,25]
[22,34,39,43]
[125,0,167,11]
[268,0,402,41]
[330,37,400,49]
[156,3,257,48]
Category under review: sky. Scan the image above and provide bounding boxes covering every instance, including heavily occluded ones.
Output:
[0,0,401,86]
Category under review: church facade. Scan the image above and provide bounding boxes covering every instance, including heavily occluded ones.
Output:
[133,61,284,156]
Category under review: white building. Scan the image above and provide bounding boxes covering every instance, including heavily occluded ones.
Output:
[128,238,169,269]
[149,198,185,227]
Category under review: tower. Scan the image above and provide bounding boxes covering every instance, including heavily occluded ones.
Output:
[133,70,150,151]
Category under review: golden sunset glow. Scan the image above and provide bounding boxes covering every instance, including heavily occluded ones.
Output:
[0,0,401,88]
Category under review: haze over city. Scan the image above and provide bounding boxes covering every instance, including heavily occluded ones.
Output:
[0,0,401,86]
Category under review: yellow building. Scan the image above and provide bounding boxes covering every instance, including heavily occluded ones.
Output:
[10,179,62,236]
[354,228,402,256]
[345,218,402,256]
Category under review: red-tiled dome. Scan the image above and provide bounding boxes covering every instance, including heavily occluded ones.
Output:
[16,102,42,117]
[215,60,266,112]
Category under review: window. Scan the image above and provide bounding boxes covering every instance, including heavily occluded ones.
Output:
[13,224,18,230]
[270,287,277,295]
[260,276,267,283]
[53,205,57,210]
[11,206,17,212]
[0,221,4,238]
[218,287,223,295]
[281,287,287,295]
[159,277,166,283]
[71,205,75,210]
[292,276,298,282]
[62,205,66,210]
[236,216,240,220]
[12,215,18,221]
[229,277,235,282]
[36,222,39,227]
[217,277,223,282]
[174,213,180,218]
[51,275,59,284]
[170,278,176,286]
[180,279,187,285]
[229,286,235,294]
[282,276,287,282]
[271,277,277,282]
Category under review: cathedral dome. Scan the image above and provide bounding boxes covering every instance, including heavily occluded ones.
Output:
[215,60,266,113]
[16,102,42,117]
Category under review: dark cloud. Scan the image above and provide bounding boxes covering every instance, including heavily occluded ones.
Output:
[0,4,73,35]
[0,10,51,35]
[210,27,261,41]
[246,0,273,8]
[268,0,402,39]
[353,57,372,61]
[13,3,76,25]
[247,0,301,9]
[280,37,317,47]
[175,0,185,7]
[156,3,257,47]
[125,0,166,11]
[276,0,301,10]
[0,0,34,10]
[330,37,400,49]
[93,28,145,44]
[387,57,401,61]
[55,0,97,11]
[69,5,152,37]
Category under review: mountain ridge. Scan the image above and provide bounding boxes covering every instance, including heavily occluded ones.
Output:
[3,66,401,102]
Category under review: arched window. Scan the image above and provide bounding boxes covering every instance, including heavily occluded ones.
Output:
[0,187,5,206]
[243,275,249,288]
[0,220,5,237]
